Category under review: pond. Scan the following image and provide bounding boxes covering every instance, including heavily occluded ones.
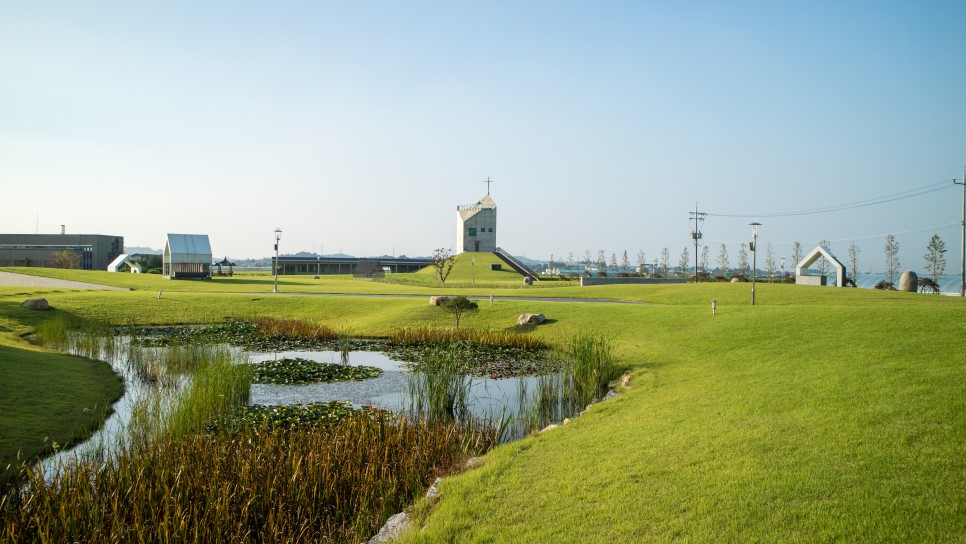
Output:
[40,338,590,475]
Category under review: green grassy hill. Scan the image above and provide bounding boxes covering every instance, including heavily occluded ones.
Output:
[0,270,962,540]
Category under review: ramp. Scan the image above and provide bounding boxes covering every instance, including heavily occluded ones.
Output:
[493,248,538,280]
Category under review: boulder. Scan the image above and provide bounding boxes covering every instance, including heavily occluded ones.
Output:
[22,298,50,310]
[523,276,533,286]
[517,313,546,326]
[429,296,450,306]
[899,271,918,292]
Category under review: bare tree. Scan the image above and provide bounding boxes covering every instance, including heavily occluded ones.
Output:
[584,250,592,273]
[678,247,690,278]
[610,253,618,273]
[597,250,607,275]
[718,244,730,276]
[621,250,629,275]
[431,248,457,283]
[548,253,554,273]
[660,247,670,277]
[848,241,861,284]
[567,252,575,272]
[737,244,749,276]
[765,243,776,281]
[884,234,901,286]
[924,234,947,285]
[700,245,710,275]
[636,250,646,276]
[791,241,803,267]
[816,240,831,278]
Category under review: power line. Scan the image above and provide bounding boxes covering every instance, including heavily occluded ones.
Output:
[707,179,954,218]
[702,221,959,246]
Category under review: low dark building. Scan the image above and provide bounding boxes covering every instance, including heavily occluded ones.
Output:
[273,255,432,276]
[0,233,124,270]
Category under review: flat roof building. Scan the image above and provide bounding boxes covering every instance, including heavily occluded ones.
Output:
[0,233,123,270]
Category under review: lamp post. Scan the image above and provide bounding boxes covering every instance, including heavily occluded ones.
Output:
[750,222,761,305]
[273,228,282,293]
[781,256,786,284]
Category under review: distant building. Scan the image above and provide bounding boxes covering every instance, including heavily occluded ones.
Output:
[0,233,123,270]
[163,233,212,279]
[273,255,432,276]
[456,194,497,253]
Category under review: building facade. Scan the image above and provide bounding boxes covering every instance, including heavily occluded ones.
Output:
[0,233,123,270]
[273,255,432,276]
[163,233,212,279]
[456,194,497,253]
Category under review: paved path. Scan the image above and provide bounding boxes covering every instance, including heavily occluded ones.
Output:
[0,271,128,290]
[0,271,641,303]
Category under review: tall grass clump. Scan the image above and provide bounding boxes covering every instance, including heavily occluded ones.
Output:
[0,415,494,542]
[126,344,252,441]
[390,326,544,350]
[408,343,473,420]
[559,333,620,408]
[253,316,337,340]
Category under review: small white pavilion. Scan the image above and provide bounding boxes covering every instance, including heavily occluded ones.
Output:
[163,233,212,279]
[796,245,846,287]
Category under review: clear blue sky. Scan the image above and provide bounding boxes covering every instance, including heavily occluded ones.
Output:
[2,1,964,273]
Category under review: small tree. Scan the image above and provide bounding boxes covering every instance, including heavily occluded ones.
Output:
[791,242,803,267]
[636,250,646,276]
[718,244,730,276]
[567,252,575,273]
[50,250,81,269]
[597,250,607,275]
[609,253,618,273]
[924,234,946,285]
[584,250,592,273]
[431,248,457,284]
[439,296,478,329]
[816,240,831,278]
[737,244,749,276]
[884,234,901,286]
[700,245,710,275]
[660,247,670,277]
[765,243,776,281]
[678,246,690,278]
[621,250,629,275]
[847,241,861,284]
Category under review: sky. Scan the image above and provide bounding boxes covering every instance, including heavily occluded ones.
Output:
[2,1,965,273]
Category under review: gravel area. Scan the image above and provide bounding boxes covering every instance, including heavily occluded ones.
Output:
[0,271,128,290]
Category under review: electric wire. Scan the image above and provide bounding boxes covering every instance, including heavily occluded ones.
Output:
[706,179,955,218]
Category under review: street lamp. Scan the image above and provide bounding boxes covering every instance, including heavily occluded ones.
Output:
[273,228,282,293]
[750,222,761,305]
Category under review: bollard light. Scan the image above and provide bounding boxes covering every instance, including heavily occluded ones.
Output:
[711,299,717,315]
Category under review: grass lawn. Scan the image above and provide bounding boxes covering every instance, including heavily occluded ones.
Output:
[0,344,124,488]
[0,268,963,540]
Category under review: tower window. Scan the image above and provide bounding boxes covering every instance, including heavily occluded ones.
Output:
[468,228,477,236]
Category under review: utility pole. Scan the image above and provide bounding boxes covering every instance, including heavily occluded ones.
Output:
[956,167,965,297]
[750,222,761,305]
[689,204,706,282]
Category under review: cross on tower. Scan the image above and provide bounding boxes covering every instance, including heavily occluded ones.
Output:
[483,177,494,195]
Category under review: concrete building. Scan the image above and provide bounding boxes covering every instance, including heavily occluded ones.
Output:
[456,194,497,253]
[273,255,432,276]
[0,233,123,270]
[163,233,212,279]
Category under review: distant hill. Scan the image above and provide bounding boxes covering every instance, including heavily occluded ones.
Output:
[126,246,162,255]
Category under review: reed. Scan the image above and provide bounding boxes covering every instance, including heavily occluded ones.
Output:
[253,316,337,340]
[390,326,545,350]
[0,415,494,543]
[558,333,620,408]
[407,343,473,420]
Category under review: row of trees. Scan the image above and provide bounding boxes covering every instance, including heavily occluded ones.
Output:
[542,233,950,284]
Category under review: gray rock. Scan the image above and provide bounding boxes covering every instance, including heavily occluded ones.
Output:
[367,512,409,544]
[516,313,546,326]
[22,298,50,310]
[429,296,450,306]
[523,276,533,286]
[899,271,918,292]
[426,477,444,498]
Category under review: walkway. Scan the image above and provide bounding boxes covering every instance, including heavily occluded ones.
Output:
[0,271,128,290]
